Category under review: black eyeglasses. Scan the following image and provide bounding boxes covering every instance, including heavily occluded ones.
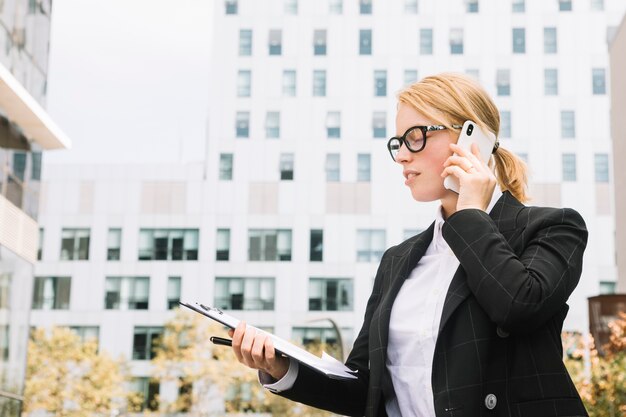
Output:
[387,124,462,161]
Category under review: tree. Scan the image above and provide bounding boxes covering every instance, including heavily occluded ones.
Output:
[24,327,128,417]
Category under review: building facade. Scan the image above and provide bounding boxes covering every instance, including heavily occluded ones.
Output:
[32,0,625,410]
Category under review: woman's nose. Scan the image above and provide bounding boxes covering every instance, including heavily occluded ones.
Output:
[395,141,412,163]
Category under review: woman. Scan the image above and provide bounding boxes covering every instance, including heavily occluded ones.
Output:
[228,73,589,417]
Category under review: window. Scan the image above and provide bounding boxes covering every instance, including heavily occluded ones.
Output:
[512,28,525,53]
[28,0,37,14]
[372,112,387,138]
[269,29,282,55]
[466,0,478,12]
[357,154,371,182]
[132,327,163,360]
[326,154,340,182]
[405,0,418,13]
[138,229,199,261]
[1,326,8,360]
[562,154,577,181]
[31,152,42,181]
[214,277,275,310]
[359,29,372,55]
[544,69,558,95]
[12,152,26,181]
[309,278,353,311]
[237,70,251,97]
[0,274,11,309]
[561,111,576,138]
[404,69,418,85]
[496,69,510,96]
[60,228,90,260]
[70,326,99,344]
[280,153,294,180]
[236,111,250,138]
[356,229,386,262]
[591,0,604,10]
[225,0,237,14]
[283,70,296,96]
[592,68,606,95]
[360,0,372,14]
[285,0,298,14]
[450,28,463,54]
[329,0,343,14]
[248,229,292,261]
[32,277,71,310]
[239,29,252,55]
[544,27,557,53]
[219,153,233,180]
[216,229,231,261]
[130,377,160,411]
[420,28,433,54]
[313,70,326,96]
[314,30,327,55]
[107,228,121,260]
[466,68,480,79]
[599,281,616,294]
[500,111,511,138]
[374,70,387,96]
[105,277,149,310]
[326,111,341,138]
[559,0,572,11]
[292,327,345,348]
[512,0,525,12]
[310,230,323,261]
[37,228,43,260]
[594,153,609,183]
[266,111,280,138]
[167,277,181,309]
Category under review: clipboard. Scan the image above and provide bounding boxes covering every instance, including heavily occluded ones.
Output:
[179,301,358,380]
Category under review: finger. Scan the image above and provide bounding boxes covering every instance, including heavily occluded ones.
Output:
[251,333,268,367]
[264,336,276,363]
[444,155,474,171]
[240,325,257,366]
[450,143,485,172]
[228,329,234,338]
[441,165,468,180]
[231,322,246,362]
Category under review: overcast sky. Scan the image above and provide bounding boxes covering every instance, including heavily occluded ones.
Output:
[44,0,213,167]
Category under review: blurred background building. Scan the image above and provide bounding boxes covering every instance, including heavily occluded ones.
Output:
[32,0,626,410]
[0,0,70,414]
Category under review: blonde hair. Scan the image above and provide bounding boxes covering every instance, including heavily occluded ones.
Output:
[398,72,529,203]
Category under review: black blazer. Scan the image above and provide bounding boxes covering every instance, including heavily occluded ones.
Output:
[278,191,589,417]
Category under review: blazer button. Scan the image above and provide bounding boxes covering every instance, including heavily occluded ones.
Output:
[496,327,509,338]
[484,394,497,410]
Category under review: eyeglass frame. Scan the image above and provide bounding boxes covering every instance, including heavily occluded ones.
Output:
[387,124,463,161]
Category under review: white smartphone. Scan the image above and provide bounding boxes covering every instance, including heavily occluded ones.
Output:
[443,120,497,194]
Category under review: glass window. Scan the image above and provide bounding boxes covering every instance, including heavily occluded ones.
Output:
[236,111,250,138]
[592,68,606,95]
[237,70,251,97]
[374,70,387,96]
[216,228,231,261]
[0,274,10,310]
[60,228,90,260]
[130,377,160,412]
[280,153,294,180]
[248,229,292,261]
[283,70,296,96]
[544,69,558,95]
[512,0,525,12]
[594,153,609,183]
[500,111,511,138]
[326,111,341,138]
[372,112,387,138]
[214,277,275,310]
[285,0,298,14]
[405,0,418,13]
[12,153,26,181]
[544,27,557,54]
[309,278,353,311]
[512,28,525,53]
[591,0,604,10]
[360,0,372,14]
[107,228,122,260]
[404,69,418,85]
[225,0,237,14]
[219,153,233,180]
[599,281,616,294]
[167,277,182,309]
[138,229,199,261]
[466,68,480,80]
[359,29,372,55]
[269,29,282,55]
[313,70,327,96]
[239,29,252,55]
[105,277,149,310]
[266,111,280,138]
[314,29,327,55]
[31,151,42,181]
[326,153,340,182]
[559,0,572,11]
[356,229,386,262]
[329,0,343,14]
[0,325,8,360]
[291,327,347,351]
[562,154,577,181]
[132,327,163,360]
[561,110,576,138]
[32,277,71,310]
[466,0,478,12]
[357,154,371,182]
[496,69,510,96]
[69,326,99,344]
[420,28,433,55]
[37,228,43,261]
[450,28,463,54]
[310,230,323,262]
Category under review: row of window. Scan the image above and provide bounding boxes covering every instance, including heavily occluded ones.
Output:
[235,67,606,100]
[225,0,601,16]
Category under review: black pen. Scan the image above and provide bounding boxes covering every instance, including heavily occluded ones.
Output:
[210,336,233,347]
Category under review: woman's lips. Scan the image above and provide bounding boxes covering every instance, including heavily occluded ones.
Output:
[404,172,420,186]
